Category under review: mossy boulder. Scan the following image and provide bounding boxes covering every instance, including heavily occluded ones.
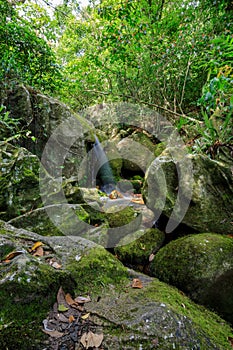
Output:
[0,221,127,349]
[87,272,233,349]
[107,205,137,228]
[0,222,233,349]
[7,196,152,248]
[7,204,90,236]
[153,141,166,157]
[6,84,94,178]
[105,205,142,247]
[0,227,76,349]
[115,228,165,267]
[130,131,157,153]
[150,233,233,324]
[117,137,154,173]
[0,142,42,220]
[144,150,233,234]
[41,179,104,206]
[5,84,33,127]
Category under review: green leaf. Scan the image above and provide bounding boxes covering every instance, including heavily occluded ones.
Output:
[58,304,69,312]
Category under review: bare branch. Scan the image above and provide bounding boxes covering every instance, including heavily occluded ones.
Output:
[83,89,202,123]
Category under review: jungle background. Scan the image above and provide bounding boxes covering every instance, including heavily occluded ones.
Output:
[0,0,232,156]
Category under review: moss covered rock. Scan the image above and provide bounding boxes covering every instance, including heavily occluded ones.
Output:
[104,205,142,247]
[144,150,233,234]
[0,222,233,349]
[6,84,94,179]
[107,206,136,228]
[0,221,127,349]
[7,195,152,249]
[0,142,42,220]
[150,233,233,324]
[117,137,154,173]
[87,271,233,349]
[115,228,165,266]
[8,204,91,236]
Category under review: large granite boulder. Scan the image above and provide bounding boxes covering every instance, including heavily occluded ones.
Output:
[116,137,155,173]
[150,233,233,324]
[0,142,42,220]
[5,84,94,178]
[0,222,232,349]
[143,149,233,234]
[7,197,155,248]
[114,228,165,268]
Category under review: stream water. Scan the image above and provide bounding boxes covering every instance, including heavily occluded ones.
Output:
[93,136,116,194]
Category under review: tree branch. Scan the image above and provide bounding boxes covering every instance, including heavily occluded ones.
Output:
[83,89,202,123]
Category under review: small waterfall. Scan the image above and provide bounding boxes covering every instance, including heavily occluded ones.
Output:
[93,136,116,194]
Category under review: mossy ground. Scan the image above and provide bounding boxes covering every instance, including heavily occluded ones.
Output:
[0,263,76,350]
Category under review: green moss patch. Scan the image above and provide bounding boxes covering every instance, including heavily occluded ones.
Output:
[66,246,129,295]
[115,228,165,266]
[150,233,233,324]
[0,263,75,350]
[107,206,136,228]
[142,279,233,349]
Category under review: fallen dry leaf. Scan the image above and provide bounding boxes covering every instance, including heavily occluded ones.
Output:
[65,293,76,305]
[57,287,66,305]
[42,319,54,332]
[58,313,69,323]
[80,331,103,349]
[58,304,69,312]
[43,329,64,338]
[109,190,123,199]
[2,251,23,262]
[132,278,143,289]
[48,259,62,269]
[81,312,90,320]
[69,315,75,323]
[52,261,62,269]
[131,198,144,205]
[33,246,44,257]
[29,241,43,252]
[74,295,91,304]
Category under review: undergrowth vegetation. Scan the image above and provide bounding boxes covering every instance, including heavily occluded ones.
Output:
[0,0,232,157]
